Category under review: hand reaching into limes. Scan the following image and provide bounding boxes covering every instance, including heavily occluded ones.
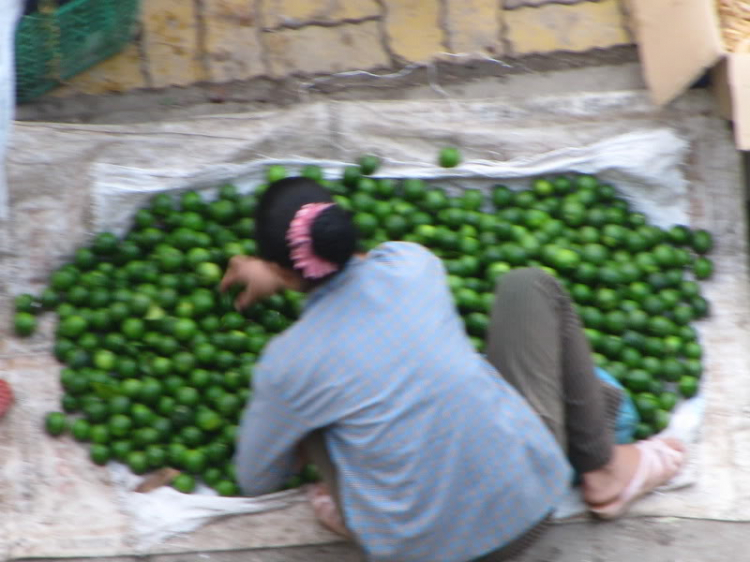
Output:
[220,256,286,310]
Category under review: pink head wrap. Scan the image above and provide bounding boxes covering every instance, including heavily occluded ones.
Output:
[286,203,339,279]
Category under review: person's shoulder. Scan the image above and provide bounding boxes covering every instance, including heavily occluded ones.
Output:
[369,240,439,265]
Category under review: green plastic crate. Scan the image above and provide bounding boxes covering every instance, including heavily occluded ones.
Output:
[15,0,141,103]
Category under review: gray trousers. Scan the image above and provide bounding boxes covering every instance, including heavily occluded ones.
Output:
[305,268,620,561]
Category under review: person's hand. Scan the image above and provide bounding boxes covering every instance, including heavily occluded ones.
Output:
[220,256,285,310]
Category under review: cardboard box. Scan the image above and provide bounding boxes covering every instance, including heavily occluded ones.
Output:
[630,0,750,150]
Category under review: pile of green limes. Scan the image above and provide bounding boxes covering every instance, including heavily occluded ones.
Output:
[14,149,713,493]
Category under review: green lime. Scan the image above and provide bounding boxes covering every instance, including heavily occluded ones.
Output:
[89,424,110,445]
[195,408,222,432]
[150,193,175,216]
[693,257,713,280]
[691,229,713,254]
[624,369,651,392]
[683,341,702,359]
[136,378,163,406]
[659,357,684,383]
[170,351,195,375]
[353,213,379,237]
[342,166,361,187]
[647,316,676,337]
[667,225,691,246]
[195,262,222,287]
[111,440,133,462]
[89,444,111,466]
[438,147,461,168]
[157,247,185,272]
[92,232,118,255]
[547,175,570,194]
[215,393,242,417]
[108,414,133,438]
[65,285,89,306]
[603,310,627,334]
[182,449,207,474]
[383,215,409,239]
[560,202,586,227]
[683,358,702,378]
[690,296,709,319]
[172,473,196,493]
[133,427,160,448]
[108,301,131,323]
[15,293,39,314]
[358,154,381,175]
[58,315,88,339]
[401,178,426,202]
[171,318,198,342]
[126,451,150,475]
[39,288,60,310]
[206,200,236,225]
[491,185,514,208]
[419,189,448,213]
[599,335,624,359]
[215,480,240,496]
[266,165,287,183]
[45,412,68,436]
[92,350,116,372]
[216,183,239,202]
[670,304,693,326]
[180,190,205,213]
[657,391,678,412]
[634,393,660,422]
[598,265,623,287]
[678,375,699,398]
[457,190,482,212]
[299,165,324,182]
[175,386,200,408]
[14,312,37,337]
[50,268,78,291]
[581,243,608,266]
[464,312,489,338]
[130,403,155,428]
[357,177,379,196]
[570,283,594,304]
[633,422,652,440]
[71,418,92,442]
[121,317,145,340]
[144,444,167,470]
[594,288,619,311]
[600,224,627,248]
[620,346,643,369]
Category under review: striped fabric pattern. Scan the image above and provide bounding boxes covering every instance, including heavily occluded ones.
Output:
[235,242,572,562]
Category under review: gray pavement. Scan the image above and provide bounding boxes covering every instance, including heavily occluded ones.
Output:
[12,518,750,561]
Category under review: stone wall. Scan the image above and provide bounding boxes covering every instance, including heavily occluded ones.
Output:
[42,0,633,99]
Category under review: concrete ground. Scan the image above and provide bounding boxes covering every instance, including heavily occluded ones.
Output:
[16,46,640,125]
[6,58,750,562]
[11,518,750,561]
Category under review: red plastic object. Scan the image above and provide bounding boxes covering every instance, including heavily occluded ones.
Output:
[0,380,13,418]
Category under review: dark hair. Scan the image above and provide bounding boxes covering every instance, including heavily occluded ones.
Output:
[255,177,358,272]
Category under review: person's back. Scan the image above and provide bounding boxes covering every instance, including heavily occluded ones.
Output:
[231,177,685,562]
[256,241,572,562]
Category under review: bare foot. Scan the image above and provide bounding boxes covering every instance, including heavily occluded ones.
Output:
[582,437,685,509]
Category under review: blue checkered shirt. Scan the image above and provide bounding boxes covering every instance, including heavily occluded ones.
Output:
[236,242,572,562]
